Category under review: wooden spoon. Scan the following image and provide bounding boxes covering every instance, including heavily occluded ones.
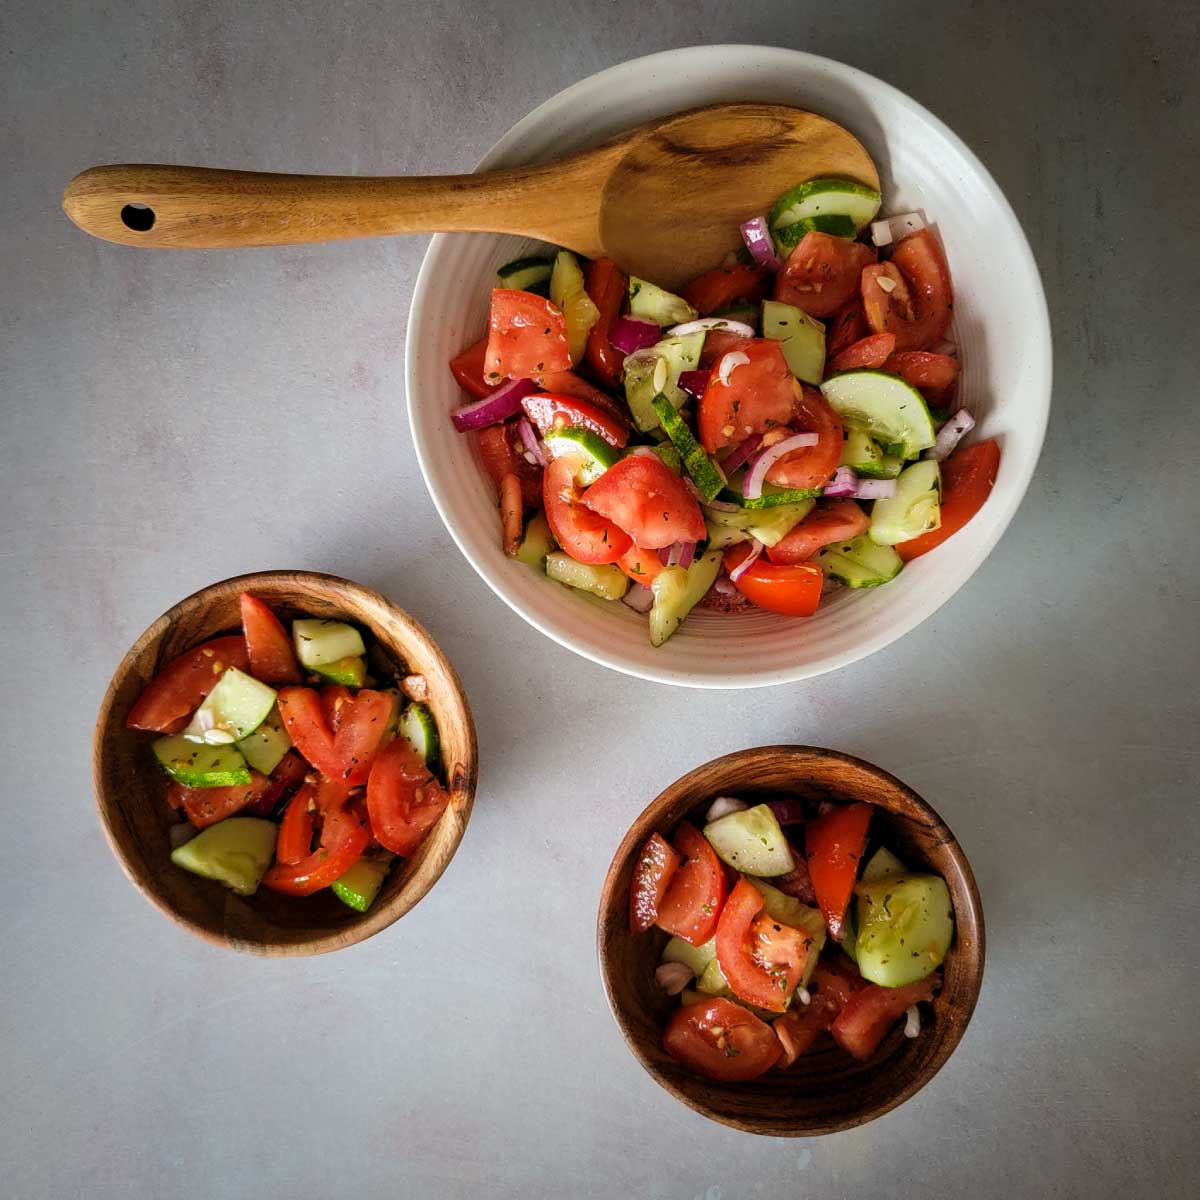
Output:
[62,104,877,288]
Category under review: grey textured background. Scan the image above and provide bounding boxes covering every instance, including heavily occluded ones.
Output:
[2,2,1197,1197]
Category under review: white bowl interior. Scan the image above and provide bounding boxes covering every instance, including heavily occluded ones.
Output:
[406,46,1050,688]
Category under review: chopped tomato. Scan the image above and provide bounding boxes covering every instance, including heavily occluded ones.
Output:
[826,300,868,359]
[805,801,873,940]
[861,228,953,351]
[774,232,876,318]
[831,974,940,1060]
[542,456,631,565]
[239,593,301,684]
[262,798,371,896]
[583,258,627,388]
[126,635,249,733]
[276,783,316,865]
[616,543,665,586]
[276,688,341,778]
[655,821,728,946]
[883,351,960,403]
[521,392,629,449]
[168,770,269,830]
[663,996,781,1082]
[478,419,542,508]
[366,738,450,856]
[772,957,865,1067]
[764,383,843,491]
[484,288,571,381]
[332,688,395,786]
[580,455,706,550]
[629,833,681,933]
[244,749,309,816]
[531,370,630,429]
[723,543,823,617]
[765,499,870,565]
[698,328,753,369]
[898,439,999,560]
[319,684,353,731]
[828,332,896,373]
[680,263,769,315]
[715,877,813,1012]
[697,339,795,454]
[448,336,495,400]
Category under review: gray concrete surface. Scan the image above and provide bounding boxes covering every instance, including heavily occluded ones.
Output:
[2,2,1197,1197]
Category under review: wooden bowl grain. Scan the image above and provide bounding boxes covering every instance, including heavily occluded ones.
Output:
[93,570,477,955]
[597,746,984,1135]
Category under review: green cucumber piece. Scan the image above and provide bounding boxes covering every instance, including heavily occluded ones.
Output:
[719,475,824,509]
[816,534,903,588]
[705,497,814,547]
[170,816,277,896]
[626,443,683,473]
[840,426,885,476]
[542,426,620,484]
[399,702,440,770]
[710,303,759,328]
[496,255,553,292]
[820,370,937,460]
[153,735,251,788]
[515,512,554,569]
[651,394,724,500]
[332,853,395,913]
[236,709,292,776]
[546,552,628,601]
[869,460,941,546]
[662,935,716,978]
[703,805,794,876]
[628,277,697,326]
[841,899,859,963]
[549,249,599,364]
[761,300,825,384]
[697,957,729,996]
[184,666,276,741]
[311,655,367,687]
[769,178,882,235]
[746,877,827,987]
[623,332,704,432]
[704,521,750,550]
[861,846,907,884]
[855,873,954,987]
[773,213,858,253]
[292,619,366,670]
[648,549,721,647]
[680,988,707,1007]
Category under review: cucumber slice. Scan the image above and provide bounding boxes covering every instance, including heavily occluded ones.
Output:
[680,988,707,1007]
[170,816,277,896]
[746,877,827,987]
[697,957,729,996]
[840,426,884,476]
[331,853,395,913]
[705,497,814,547]
[651,395,724,500]
[546,552,628,601]
[841,898,859,963]
[292,619,366,670]
[711,303,759,328]
[153,735,251,788]
[542,427,620,484]
[399,702,440,770]
[310,655,367,687]
[719,475,824,509]
[496,255,553,292]
[184,666,276,741]
[662,935,716,978]
[761,300,825,385]
[515,511,554,569]
[625,443,683,473]
[703,804,794,876]
[236,710,292,776]
[704,521,750,550]
[549,249,600,364]
[773,213,858,253]
[816,534,903,588]
[628,277,697,326]
[861,846,907,884]
[648,549,721,647]
[820,370,936,460]
[768,178,882,235]
[854,873,954,987]
[623,332,704,432]
[869,460,941,546]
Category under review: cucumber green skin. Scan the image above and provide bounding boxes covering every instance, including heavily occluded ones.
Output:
[816,534,903,588]
[310,655,367,687]
[153,735,251,788]
[515,512,555,568]
[237,712,292,776]
[546,553,628,601]
[651,395,724,500]
[869,460,941,546]
[626,444,683,474]
[768,178,882,235]
[628,277,697,326]
[293,619,366,669]
[820,370,937,460]
[854,874,954,988]
[648,549,721,646]
[331,854,394,912]
[400,702,440,771]
[496,255,553,291]
[703,804,794,877]
[170,817,276,895]
[662,935,716,977]
[719,484,825,510]
[542,428,620,485]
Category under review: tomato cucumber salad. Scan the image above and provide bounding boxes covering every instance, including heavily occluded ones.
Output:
[630,795,953,1082]
[126,594,448,910]
[448,176,1000,646]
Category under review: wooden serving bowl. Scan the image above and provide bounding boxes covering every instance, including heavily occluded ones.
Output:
[597,746,984,1135]
[94,571,477,955]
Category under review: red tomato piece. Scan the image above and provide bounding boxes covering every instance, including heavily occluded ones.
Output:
[772,838,817,904]
[332,689,395,786]
[774,232,876,318]
[831,974,940,1061]
[276,688,342,778]
[478,420,542,508]
[262,799,371,896]
[616,544,665,586]
[828,332,896,374]
[826,301,868,359]
[772,957,865,1067]
[580,455,706,550]
[764,383,843,492]
[484,288,571,381]
[239,593,301,684]
[655,821,728,947]
[448,336,495,400]
[680,263,770,315]
[697,339,796,454]
[723,544,823,617]
[168,770,270,830]
[276,783,316,865]
[244,749,309,817]
[805,802,873,940]
[698,328,753,369]
[319,684,353,732]
[366,738,450,857]
[861,228,953,351]
[583,259,627,388]
[883,351,961,403]
[542,456,631,565]
[765,499,870,565]
[532,371,630,430]
[898,439,1000,561]
[629,832,681,933]
[521,392,629,449]
[126,635,250,733]
[663,996,782,1082]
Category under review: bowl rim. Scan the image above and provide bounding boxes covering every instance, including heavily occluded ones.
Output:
[92,569,478,956]
[406,44,1053,689]
[595,744,986,1134]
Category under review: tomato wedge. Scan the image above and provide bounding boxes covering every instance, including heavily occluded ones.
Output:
[715,877,813,1012]
[861,229,953,351]
[332,688,395,786]
[831,974,939,1061]
[239,593,301,684]
[723,544,823,617]
[698,327,753,369]
[663,996,781,1082]
[774,232,876,318]
[826,300,868,360]
[583,258,627,388]
[319,684,353,731]
[167,770,270,830]
[629,832,681,933]
[897,439,1000,561]
[697,339,796,454]
[764,383,843,491]
[484,288,571,381]
[883,351,960,402]
[680,263,769,315]
[449,336,495,400]
[580,455,705,550]
[655,821,728,947]
[478,419,543,508]
[828,332,896,374]
[765,499,870,565]
[366,738,450,856]
[244,749,309,817]
[262,798,371,896]
[772,957,865,1066]
[521,392,629,449]
[276,688,341,777]
[531,371,629,430]
[543,456,630,565]
[616,543,665,586]
[805,801,873,940]
[276,783,316,865]
[126,635,250,733]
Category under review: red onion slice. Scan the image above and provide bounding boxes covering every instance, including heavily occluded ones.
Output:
[717,351,751,387]
[668,317,756,339]
[677,541,697,569]
[854,478,898,500]
[823,467,858,497]
[517,416,548,467]
[722,433,762,475]
[655,962,694,995]
[702,497,741,514]
[622,585,654,613]
[904,1005,922,1038]
[931,338,959,357]
[743,432,820,499]
[870,212,926,248]
[767,799,807,826]
[450,377,537,432]
[729,538,764,583]
[610,315,662,356]
[678,369,710,399]
[657,546,672,566]
[740,215,782,270]
[925,408,976,461]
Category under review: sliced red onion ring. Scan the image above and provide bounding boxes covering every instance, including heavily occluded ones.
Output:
[706,795,748,823]
[740,215,782,271]
[925,408,976,461]
[729,538,764,583]
[668,317,756,339]
[854,478,898,500]
[678,369,710,400]
[713,578,738,596]
[722,433,762,476]
[622,585,654,613]
[931,338,959,357]
[823,467,858,498]
[677,541,697,570]
[743,432,819,499]
[450,377,536,432]
[717,350,751,387]
[517,416,548,467]
[657,546,671,566]
[702,497,741,514]
[666,542,682,567]
[870,212,926,248]
[655,962,694,995]
[767,799,807,826]
[610,315,662,356]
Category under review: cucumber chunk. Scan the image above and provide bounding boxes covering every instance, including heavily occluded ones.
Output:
[648,549,722,646]
[236,710,292,776]
[855,873,954,987]
[292,619,366,670]
[623,332,704,431]
[651,394,724,500]
[703,804,794,876]
[704,521,750,550]
[816,534,903,588]
[761,300,825,385]
[869,460,941,546]
[820,370,936,460]
[546,553,628,601]
[185,666,277,741]
[628,277,697,326]
[399,702,440,770]
[705,497,814,547]
[746,877,827,986]
[662,935,717,978]
[680,988,707,1007]
[311,655,367,687]
[331,853,395,913]
[496,255,553,292]
[549,249,600,365]
[697,957,729,996]
[861,846,907,884]
[773,213,858,252]
[515,512,554,569]
[839,429,904,480]
[720,475,824,509]
[626,444,683,474]
[153,735,251,788]
[542,427,620,484]
[769,178,882,236]
[170,816,277,896]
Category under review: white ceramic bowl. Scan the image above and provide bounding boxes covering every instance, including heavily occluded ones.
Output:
[406,45,1051,689]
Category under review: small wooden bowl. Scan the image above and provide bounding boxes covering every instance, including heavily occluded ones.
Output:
[94,570,478,955]
[597,746,984,1135]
